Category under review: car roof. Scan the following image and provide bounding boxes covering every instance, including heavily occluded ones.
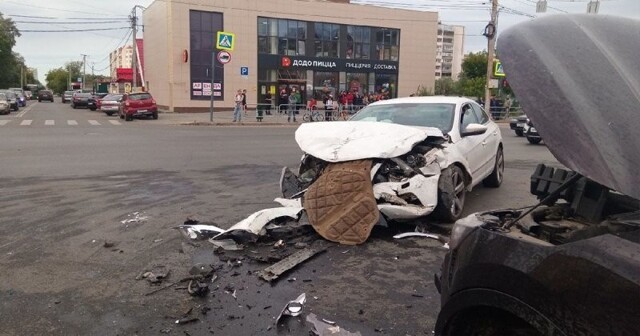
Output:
[368,96,475,107]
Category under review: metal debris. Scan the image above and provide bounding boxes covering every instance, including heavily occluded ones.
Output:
[392,231,449,248]
[121,212,149,225]
[276,293,306,324]
[258,243,329,282]
[209,239,244,251]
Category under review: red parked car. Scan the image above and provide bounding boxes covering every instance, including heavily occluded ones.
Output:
[118,92,158,121]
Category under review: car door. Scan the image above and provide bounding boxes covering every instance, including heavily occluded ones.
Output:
[471,102,500,179]
[456,103,490,184]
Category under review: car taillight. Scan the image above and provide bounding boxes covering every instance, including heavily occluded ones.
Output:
[125,101,130,106]
[151,99,156,105]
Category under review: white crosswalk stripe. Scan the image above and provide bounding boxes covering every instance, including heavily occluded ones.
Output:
[20,120,32,126]
[8,119,122,126]
[45,120,54,126]
[0,120,10,126]
[88,120,100,126]
[67,120,78,125]
[109,120,121,125]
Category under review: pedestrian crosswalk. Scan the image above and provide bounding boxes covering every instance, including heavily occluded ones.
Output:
[0,119,123,127]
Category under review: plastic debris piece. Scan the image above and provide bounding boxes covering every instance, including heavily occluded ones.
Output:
[209,239,244,251]
[393,231,449,248]
[306,313,362,335]
[175,224,225,240]
[258,243,328,282]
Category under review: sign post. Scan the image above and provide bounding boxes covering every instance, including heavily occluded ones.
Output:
[210,32,235,122]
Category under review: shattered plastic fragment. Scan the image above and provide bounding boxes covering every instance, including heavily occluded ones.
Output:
[276,293,306,324]
[175,224,225,240]
[258,243,328,282]
[393,232,449,248]
[213,207,303,243]
[306,313,362,336]
[208,239,244,251]
[274,197,303,208]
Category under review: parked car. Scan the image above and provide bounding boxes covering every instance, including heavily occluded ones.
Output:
[283,96,504,222]
[0,92,11,114]
[37,90,54,102]
[24,90,32,100]
[99,94,123,116]
[62,90,74,103]
[118,92,158,121]
[435,15,640,336]
[70,93,94,109]
[509,114,528,136]
[1,90,19,110]
[523,119,542,144]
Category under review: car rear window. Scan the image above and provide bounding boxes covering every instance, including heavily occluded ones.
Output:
[128,93,152,101]
[76,93,92,97]
[103,94,122,100]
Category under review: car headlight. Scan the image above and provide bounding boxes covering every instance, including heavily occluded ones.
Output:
[449,213,484,250]
[510,118,517,123]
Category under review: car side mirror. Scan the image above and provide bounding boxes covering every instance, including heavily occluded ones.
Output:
[462,123,488,137]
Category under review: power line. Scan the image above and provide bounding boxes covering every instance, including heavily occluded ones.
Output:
[13,20,131,24]
[5,1,129,17]
[15,27,130,33]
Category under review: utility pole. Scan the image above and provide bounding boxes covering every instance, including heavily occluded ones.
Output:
[81,54,88,92]
[68,63,71,90]
[484,0,499,113]
[20,66,24,88]
[131,6,138,92]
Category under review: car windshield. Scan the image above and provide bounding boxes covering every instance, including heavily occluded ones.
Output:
[5,91,16,98]
[128,93,152,101]
[350,103,456,132]
[103,94,122,101]
[0,93,6,100]
[65,91,74,95]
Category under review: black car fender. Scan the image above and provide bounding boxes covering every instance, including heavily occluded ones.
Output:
[435,287,567,336]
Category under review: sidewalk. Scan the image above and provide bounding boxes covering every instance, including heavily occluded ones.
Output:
[155,110,302,126]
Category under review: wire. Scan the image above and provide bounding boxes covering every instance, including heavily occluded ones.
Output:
[94,29,133,65]
[7,14,129,20]
[15,27,130,33]
[13,20,130,24]
[5,0,129,17]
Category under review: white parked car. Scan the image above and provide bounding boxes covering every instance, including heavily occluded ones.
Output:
[284,96,504,222]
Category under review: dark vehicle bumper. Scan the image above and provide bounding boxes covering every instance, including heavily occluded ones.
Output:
[126,108,157,117]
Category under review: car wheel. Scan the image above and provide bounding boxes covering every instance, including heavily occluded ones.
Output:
[106,112,114,116]
[483,147,504,188]
[152,112,158,120]
[445,308,543,336]
[527,137,542,145]
[125,114,133,121]
[515,129,524,137]
[90,107,96,111]
[433,165,467,222]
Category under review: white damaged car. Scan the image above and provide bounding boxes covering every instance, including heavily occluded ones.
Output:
[282,96,504,222]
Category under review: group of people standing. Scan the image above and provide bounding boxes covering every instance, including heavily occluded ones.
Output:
[232,89,248,123]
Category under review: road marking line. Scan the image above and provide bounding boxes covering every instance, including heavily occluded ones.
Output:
[88,120,100,126]
[68,120,78,125]
[20,119,32,126]
[109,120,121,125]
[45,120,55,126]
[0,120,10,126]
[14,103,36,118]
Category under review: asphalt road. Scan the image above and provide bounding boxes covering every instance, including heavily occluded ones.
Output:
[0,101,559,335]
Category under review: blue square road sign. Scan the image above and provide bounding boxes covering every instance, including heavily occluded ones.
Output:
[240,67,249,76]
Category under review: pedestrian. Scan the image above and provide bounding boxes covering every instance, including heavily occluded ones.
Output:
[242,89,248,116]
[287,88,297,122]
[264,92,272,115]
[346,90,354,114]
[233,89,243,122]
[325,95,335,121]
[279,88,288,115]
[292,87,302,115]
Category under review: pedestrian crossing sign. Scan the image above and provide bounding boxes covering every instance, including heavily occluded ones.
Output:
[216,31,235,51]
[494,60,506,77]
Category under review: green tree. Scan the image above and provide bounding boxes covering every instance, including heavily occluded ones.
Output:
[456,77,486,99]
[45,68,70,95]
[434,78,458,95]
[0,13,22,87]
[460,51,488,79]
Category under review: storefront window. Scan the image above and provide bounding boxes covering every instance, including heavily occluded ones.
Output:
[374,28,400,61]
[189,10,224,100]
[313,71,338,100]
[258,17,305,55]
[347,26,371,59]
[314,23,340,58]
[345,73,369,95]
[374,73,397,99]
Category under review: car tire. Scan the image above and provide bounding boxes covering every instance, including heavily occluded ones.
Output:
[515,129,524,137]
[106,112,114,116]
[445,309,542,336]
[433,165,467,222]
[90,107,96,111]
[483,146,504,188]
[125,114,133,121]
[152,112,158,120]
[527,137,542,145]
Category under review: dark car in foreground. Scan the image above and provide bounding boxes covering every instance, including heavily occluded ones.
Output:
[118,92,158,121]
[71,93,94,109]
[435,15,640,336]
[37,90,54,102]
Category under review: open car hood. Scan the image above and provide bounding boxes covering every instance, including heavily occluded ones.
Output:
[295,121,444,162]
[498,14,640,200]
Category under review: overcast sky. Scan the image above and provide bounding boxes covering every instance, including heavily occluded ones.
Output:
[1,0,638,84]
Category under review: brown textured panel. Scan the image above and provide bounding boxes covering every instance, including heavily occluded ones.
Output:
[303,160,379,245]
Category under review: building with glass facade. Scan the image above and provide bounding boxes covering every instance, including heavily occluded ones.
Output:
[144,0,438,112]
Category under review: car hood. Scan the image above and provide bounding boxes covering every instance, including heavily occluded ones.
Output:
[295,121,444,162]
[498,14,640,200]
